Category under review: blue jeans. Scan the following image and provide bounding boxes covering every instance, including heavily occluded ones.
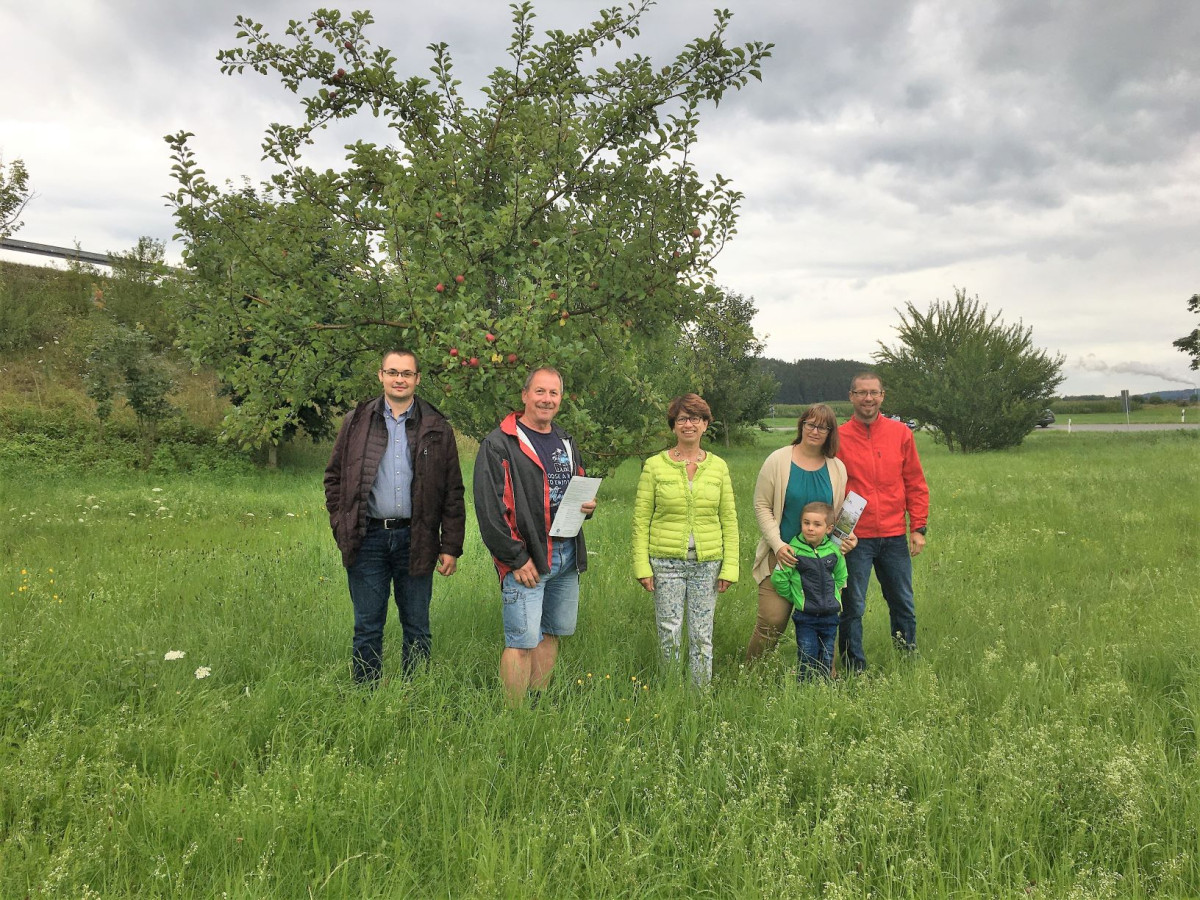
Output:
[501,539,579,649]
[839,535,916,672]
[346,524,434,682]
[793,611,839,680]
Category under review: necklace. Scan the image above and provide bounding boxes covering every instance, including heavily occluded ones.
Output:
[671,447,705,464]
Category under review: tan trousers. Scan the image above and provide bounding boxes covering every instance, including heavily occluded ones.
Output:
[745,567,792,662]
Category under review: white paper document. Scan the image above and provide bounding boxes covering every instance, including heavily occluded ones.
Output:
[549,476,603,537]
[830,491,867,549]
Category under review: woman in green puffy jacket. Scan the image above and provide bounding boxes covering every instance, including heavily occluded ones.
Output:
[632,394,738,685]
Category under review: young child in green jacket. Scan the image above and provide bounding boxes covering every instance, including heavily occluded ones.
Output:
[770,501,847,680]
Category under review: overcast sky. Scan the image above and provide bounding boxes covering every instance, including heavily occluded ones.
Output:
[3,0,1198,396]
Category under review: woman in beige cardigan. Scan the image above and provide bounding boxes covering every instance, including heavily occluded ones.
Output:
[745,403,858,662]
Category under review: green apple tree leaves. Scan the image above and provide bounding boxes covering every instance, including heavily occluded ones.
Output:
[165,2,771,471]
[1173,293,1200,372]
[0,155,33,240]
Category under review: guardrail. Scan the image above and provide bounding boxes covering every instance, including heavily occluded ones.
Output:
[0,237,114,267]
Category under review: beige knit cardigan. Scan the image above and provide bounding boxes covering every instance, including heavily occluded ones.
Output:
[751,445,847,584]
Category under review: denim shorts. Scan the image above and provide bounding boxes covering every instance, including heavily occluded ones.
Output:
[501,539,579,649]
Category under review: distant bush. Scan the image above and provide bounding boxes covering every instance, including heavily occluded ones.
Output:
[0,260,93,350]
[0,391,251,476]
[0,239,174,353]
[1051,399,1142,415]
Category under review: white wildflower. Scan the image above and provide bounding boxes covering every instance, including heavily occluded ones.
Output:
[195,666,212,679]
[164,650,186,661]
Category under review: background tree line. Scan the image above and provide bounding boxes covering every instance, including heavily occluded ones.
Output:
[757,357,870,404]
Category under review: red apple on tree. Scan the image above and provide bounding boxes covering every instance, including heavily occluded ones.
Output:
[449,347,459,357]
[455,274,464,284]
[485,333,496,343]
[691,227,701,237]
[468,357,480,368]
[506,353,518,364]
[435,283,445,293]
[549,290,558,301]
[434,211,443,219]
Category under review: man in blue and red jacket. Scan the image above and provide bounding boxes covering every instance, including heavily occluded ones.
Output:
[837,372,929,672]
[473,367,597,705]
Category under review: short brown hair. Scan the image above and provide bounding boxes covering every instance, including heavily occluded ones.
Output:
[381,348,419,372]
[792,403,839,456]
[801,501,834,522]
[667,393,712,429]
[850,371,884,392]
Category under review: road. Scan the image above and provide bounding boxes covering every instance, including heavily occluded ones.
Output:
[1036,423,1200,432]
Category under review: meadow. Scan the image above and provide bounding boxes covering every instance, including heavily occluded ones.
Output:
[2,428,1198,898]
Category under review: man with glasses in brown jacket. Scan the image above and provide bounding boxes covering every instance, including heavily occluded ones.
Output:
[325,349,466,684]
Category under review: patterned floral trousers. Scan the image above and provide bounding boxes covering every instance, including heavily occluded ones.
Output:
[650,553,721,685]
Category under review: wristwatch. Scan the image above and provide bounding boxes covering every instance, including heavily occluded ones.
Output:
[913,526,927,535]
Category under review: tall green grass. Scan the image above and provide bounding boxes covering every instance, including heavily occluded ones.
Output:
[2,430,1198,897]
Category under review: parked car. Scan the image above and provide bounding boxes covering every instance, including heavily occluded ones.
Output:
[887,414,918,430]
[1035,409,1055,428]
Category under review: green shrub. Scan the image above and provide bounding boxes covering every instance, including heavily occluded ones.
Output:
[0,260,94,350]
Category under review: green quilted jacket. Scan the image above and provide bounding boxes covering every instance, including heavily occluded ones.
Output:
[631,450,739,583]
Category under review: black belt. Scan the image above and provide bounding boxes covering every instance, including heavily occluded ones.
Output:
[368,517,411,530]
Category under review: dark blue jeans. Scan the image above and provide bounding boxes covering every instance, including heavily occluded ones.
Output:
[793,611,839,681]
[839,535,916,672]
[346,524,433,683]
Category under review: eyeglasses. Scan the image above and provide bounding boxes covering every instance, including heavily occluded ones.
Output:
[851,389,883,398]
[676,416,706,425]
[802,422,831,433]
[381,369,418,379]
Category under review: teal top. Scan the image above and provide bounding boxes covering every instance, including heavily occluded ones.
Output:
[779,462,834,545]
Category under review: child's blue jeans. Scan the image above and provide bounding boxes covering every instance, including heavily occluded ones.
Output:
[793,610,840,680]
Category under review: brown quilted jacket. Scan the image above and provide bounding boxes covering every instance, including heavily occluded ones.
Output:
[324,396,466,571]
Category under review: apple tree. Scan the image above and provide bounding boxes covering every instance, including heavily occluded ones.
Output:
[676,285,777,445]
[874,288,1064,453]
[166,2,772,471]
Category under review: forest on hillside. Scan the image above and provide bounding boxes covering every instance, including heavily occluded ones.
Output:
[758,357,870,403]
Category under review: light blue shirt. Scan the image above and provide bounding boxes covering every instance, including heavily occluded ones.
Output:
[367,396,413,519]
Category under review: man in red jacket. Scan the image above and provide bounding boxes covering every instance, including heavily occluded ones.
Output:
[836,372,929,672]
[324,349,465,684]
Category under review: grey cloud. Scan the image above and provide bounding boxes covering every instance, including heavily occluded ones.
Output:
[1076,355,1194,386]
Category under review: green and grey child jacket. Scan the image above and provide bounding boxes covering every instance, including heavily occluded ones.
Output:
[770,535,846,616]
